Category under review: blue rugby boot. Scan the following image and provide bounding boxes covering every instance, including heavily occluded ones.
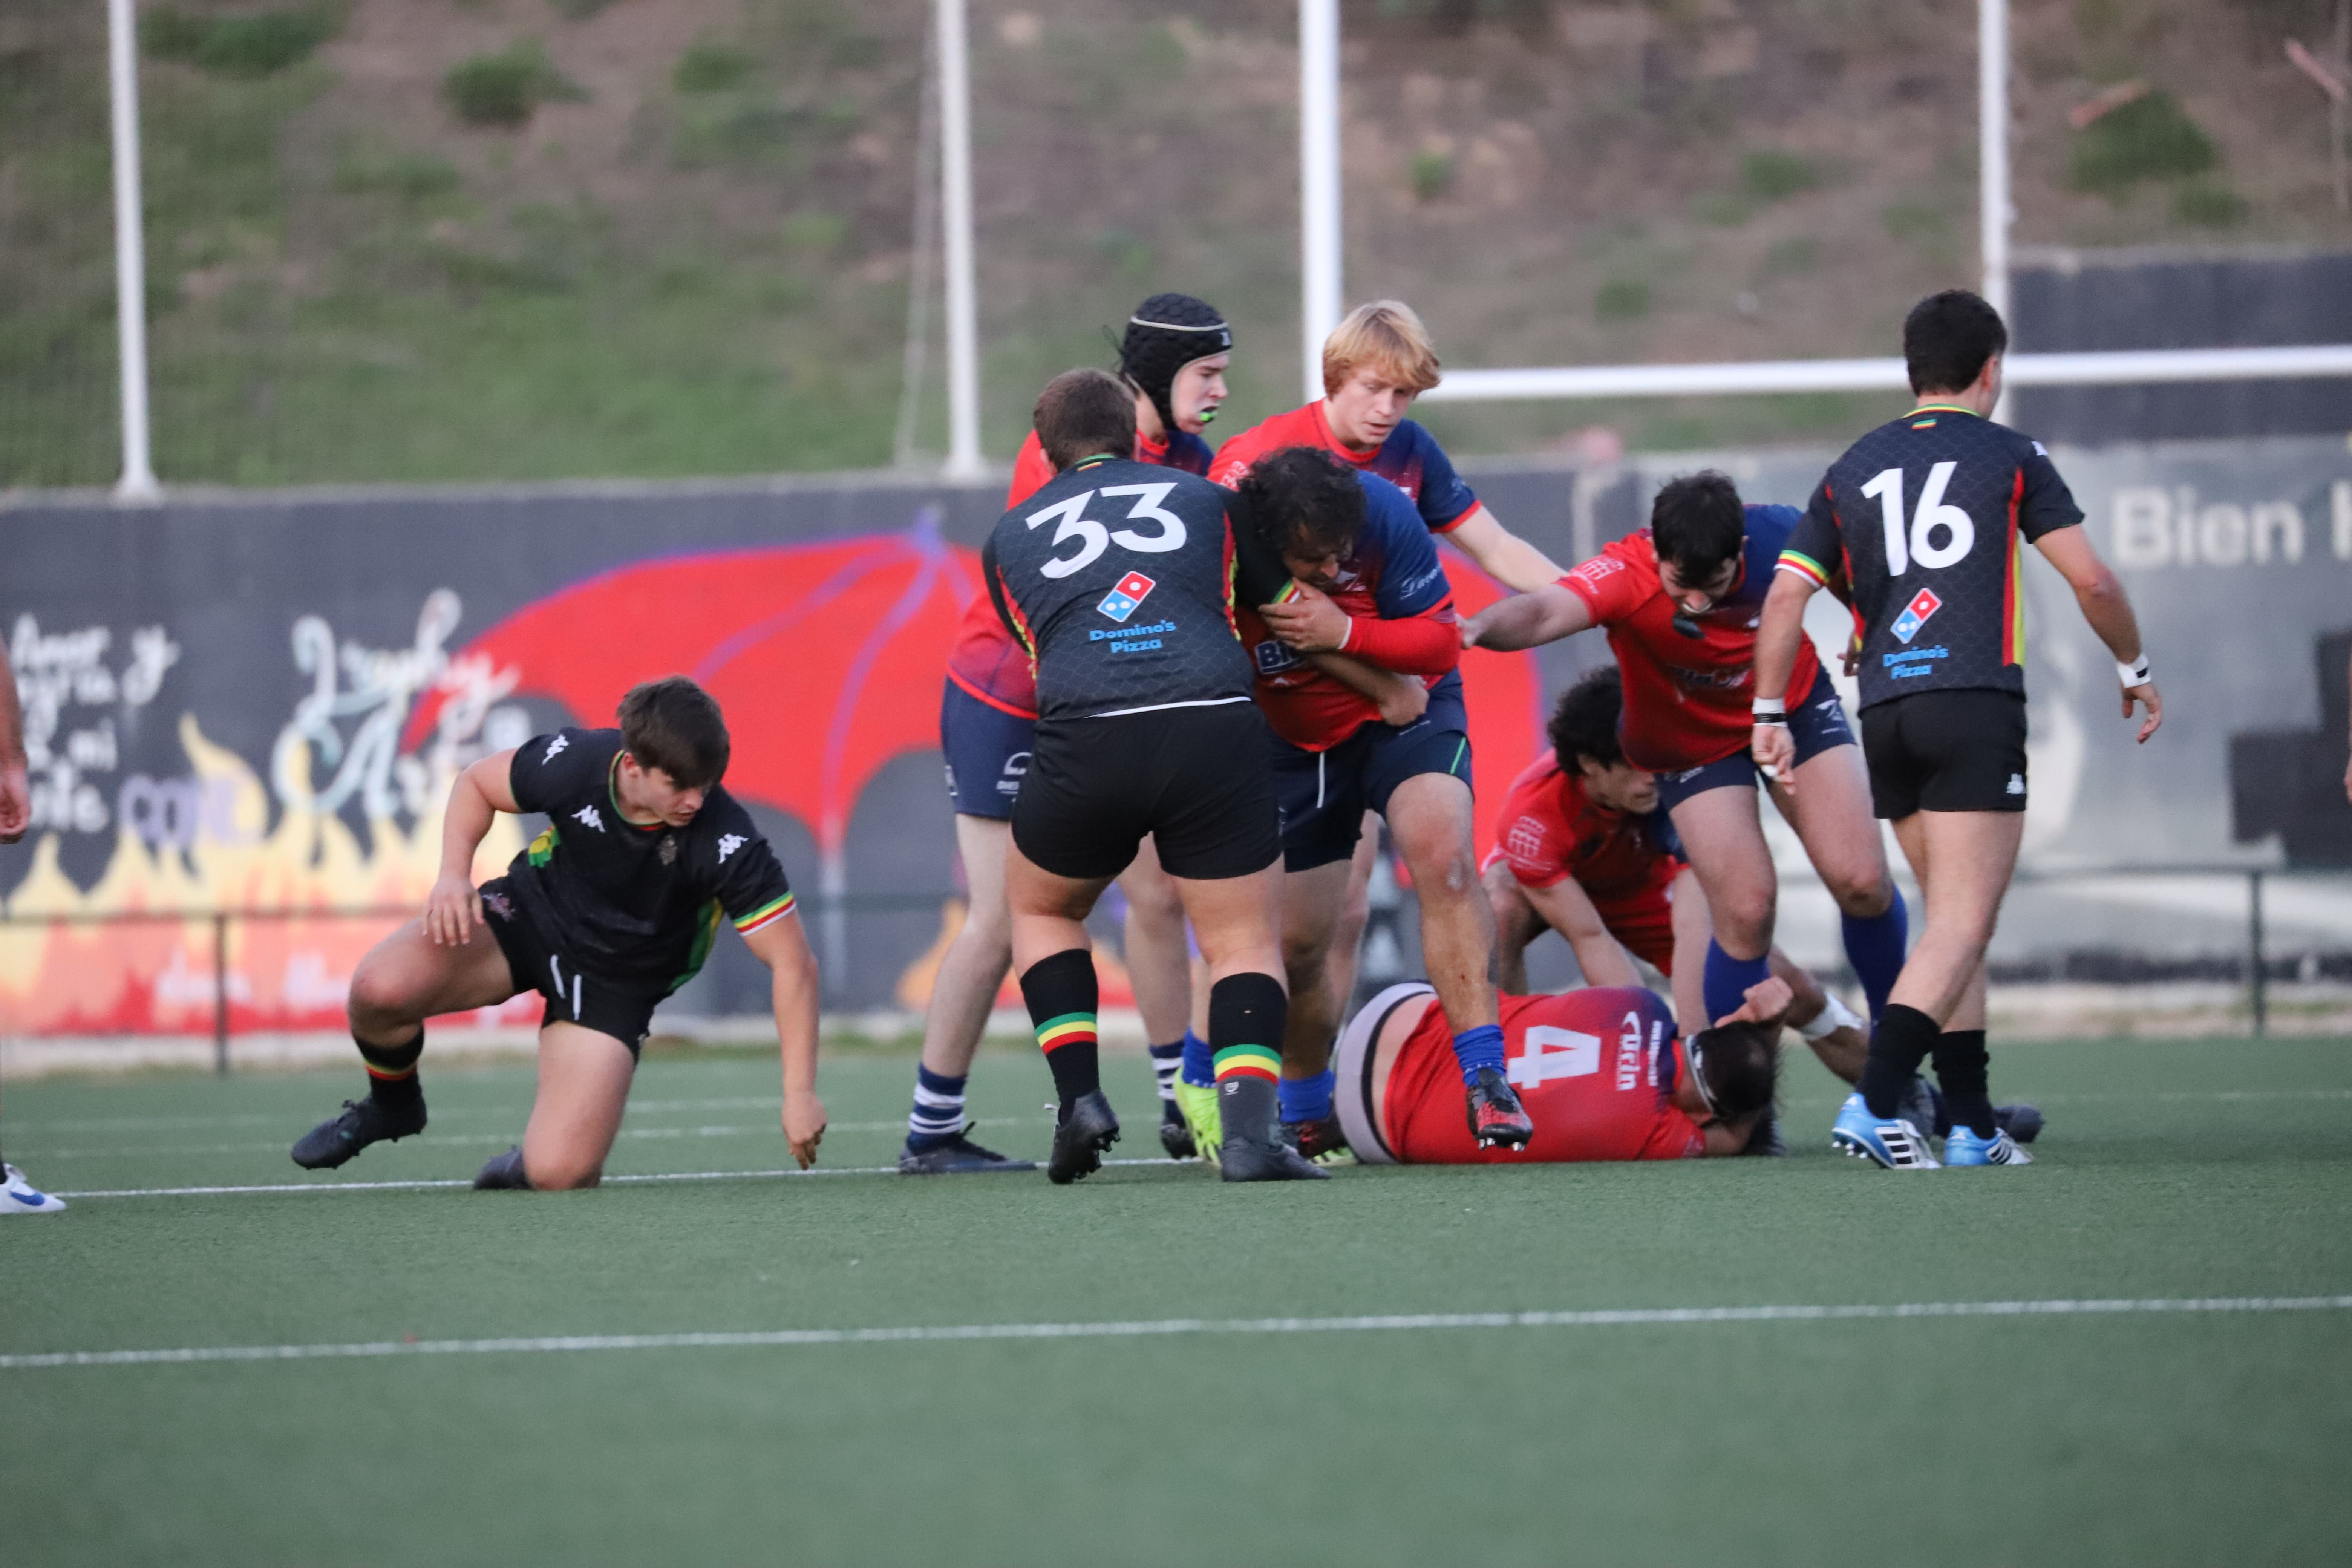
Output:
[1944,1125,2033,1167]
[1830,1092,1940,1169]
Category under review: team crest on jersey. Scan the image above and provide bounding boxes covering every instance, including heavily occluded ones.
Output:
[573,804,604,832]
[1097,571,1156,623]
[659,834,678,866]
[1504,818,1547,862]
[1890,587,1942,644]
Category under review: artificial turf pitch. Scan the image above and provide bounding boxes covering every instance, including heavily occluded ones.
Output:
[3,1035,2348,1566]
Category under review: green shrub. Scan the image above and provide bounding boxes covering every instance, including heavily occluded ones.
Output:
[1411,149,1453,202]
[2069,90,2215,194]
[142,8,336,78]
[781,211,848,251]
[2173,179,2246,227]
[444,42,585,128]
[674,42,755,93]
[826,34,886,70]
[334,150,460,198]
[1741,149,1820,201]
[1689,190,1756,227]
[1595,278,1651,322]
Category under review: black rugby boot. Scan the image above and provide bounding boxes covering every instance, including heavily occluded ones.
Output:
[899,1131,1036,1174]
[1219,1135,1329,1182]
[1280,1115,1353,1166]
[1158,1100,1197,1159]
[1466,1067,1534,1151]
[473,1145,531,1190]
[291,1094,426,1170]
[1046,1091,1121,1185]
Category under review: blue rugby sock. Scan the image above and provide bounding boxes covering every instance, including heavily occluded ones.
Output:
[1146,1039,1184,1106]
[1278,1068,1335,1125]
[1451,1023,1505,1085]
[905,1064,967,1153]
[1179,1028,1214,1089]
[1841,893,1909,1022]
[1702,940,1773,1026]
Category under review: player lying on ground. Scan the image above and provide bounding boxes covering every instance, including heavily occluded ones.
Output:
[1210,446,1530,1166]
[0,634,64,1215]
[1464,474,1913,1061]
[1334,975,1796,1165]
[984,368,1323,1183]
[289,677,825,1189]
[1755,288,2158,1170]
[912,292,1243,1174]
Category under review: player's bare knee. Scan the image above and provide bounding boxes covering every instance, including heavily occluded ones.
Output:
[1825,868,1893,918]
[346,958,418,1037]
[525,1153,602,1190]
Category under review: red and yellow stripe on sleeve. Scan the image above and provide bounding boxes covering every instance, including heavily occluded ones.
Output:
[733,892,798,936]
[1775,548,1832,588]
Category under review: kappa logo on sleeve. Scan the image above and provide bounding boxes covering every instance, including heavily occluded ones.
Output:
[542,733,569,763]
[573,804,604,832]
[717,833,746,863]
[1890,587,1942,645]
[1097,571,1156,623]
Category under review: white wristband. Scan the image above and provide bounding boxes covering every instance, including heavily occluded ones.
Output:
[2116,655,2150,688]
[1752,698,1787,723]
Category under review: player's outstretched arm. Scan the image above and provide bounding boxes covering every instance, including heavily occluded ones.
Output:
[1443,505,1568,593]
[743,914,827,1168]
[0,638,28,845]
[1718,975,1795,1032]
[2034,527,2161,744]
[425,750,520,947]
[1518,876,1641,990]
[1749,572,1818,786]
[1461,582,1592,651]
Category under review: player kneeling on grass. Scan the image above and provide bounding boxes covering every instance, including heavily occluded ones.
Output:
[1335,975,1796,1165]
[290,677,826,1189]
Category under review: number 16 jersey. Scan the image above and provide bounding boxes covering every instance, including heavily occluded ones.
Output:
[1779,404,2082,712]
[983,455,1278,723]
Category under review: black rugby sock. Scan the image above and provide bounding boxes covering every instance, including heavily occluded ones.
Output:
[1209,971,1287,1149]
[1857,1004,1938,1120]
[357,1029,425,1109]
[1020,949,1101,1121]
[1931,1028,1997,1138]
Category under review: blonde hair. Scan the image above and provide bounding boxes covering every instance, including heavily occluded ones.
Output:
[1321,299,1442,398]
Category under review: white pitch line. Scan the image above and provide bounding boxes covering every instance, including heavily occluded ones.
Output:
[26,1116,1049,1162]
[52,1156,1186,1200]
[5,1295,2346,1371]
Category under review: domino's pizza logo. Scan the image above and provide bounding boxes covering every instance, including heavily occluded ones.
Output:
[1097,570,1156,623]
[1890,587,1942,645]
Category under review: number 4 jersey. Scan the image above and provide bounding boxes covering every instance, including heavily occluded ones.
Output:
[983,455,1282,723]
[1779,404,2083,712]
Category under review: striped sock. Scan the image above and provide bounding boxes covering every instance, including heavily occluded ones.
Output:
[1208,971,1286,1149]
[1179,1028,1214,1089]
[905,1065,968,1153]
[1020,948,1101,1120]
[357,1029,423,1107]
[1146,1041,1184,1106]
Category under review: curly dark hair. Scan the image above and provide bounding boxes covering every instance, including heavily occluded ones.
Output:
[1545,666,1626,773]
[1231,445,1365,560]
[1649,471,1748,586]
[1689,1019,1778,1120]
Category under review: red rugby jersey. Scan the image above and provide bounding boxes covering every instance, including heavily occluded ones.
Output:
[1385,987,1703,1164]
[1557,522,1822,773]
[1492,750,1681,904]
[1207,401,1479,533]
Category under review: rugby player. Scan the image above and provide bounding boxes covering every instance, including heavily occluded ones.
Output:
[1214,446,1531,1163]
[1485,666,1868,1075]
[0,636,64,1214]
[1464,475,1912,1052]
[1754,289,2160,1169]
[1334,975,1794,1166]
[913,296,1236,1172]
[288,677,827,1189]
[985,368,1323,1183]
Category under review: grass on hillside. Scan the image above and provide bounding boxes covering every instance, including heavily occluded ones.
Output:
[3,1034,2348,1565]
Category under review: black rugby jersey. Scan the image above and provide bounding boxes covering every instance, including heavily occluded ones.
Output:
[983,455,1285,723]
[500,728,797,989]
[1781,404,2082,711]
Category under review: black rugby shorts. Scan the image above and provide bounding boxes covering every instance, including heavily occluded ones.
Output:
[1860,689,2029,819]
[479,877,667,1057]
[1012,701,1281,881]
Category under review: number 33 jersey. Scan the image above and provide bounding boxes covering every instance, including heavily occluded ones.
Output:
[1779,404,2082,712]
[983,455,1279,723]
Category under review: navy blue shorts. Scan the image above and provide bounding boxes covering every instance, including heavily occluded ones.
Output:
[940,681,1034,821]
[1272,677,1472,873]
[1654,668,1855,813]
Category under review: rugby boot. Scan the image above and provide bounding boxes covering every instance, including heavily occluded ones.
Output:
[1158,1100,1197,1160]
[1995,1102,2043,1144]
[1943,1125,2033,1167]
[1174,1078,1222,1170]
[1280,1115,1356,1167]
[1,1163,66,1214]
[1219,1135,1330,1182]
[473,1145,532,1189]
[899,1129,1036,1174]
[1829,1092,1939,1170]
[1466,1067,1534,1151]
[1046,1091,1120,1185]
[290,1093,426,1170]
